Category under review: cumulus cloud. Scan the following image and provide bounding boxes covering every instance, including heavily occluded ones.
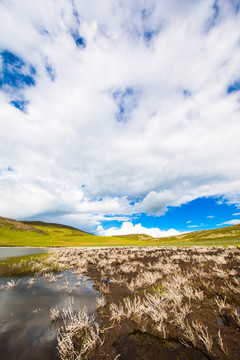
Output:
[0,0,240,233]
[97,222,180,238]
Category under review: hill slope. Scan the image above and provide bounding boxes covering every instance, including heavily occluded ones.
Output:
[0,216,45,234]
[0,216,240,247]
[151,223,240,246]
[0,217,139,247]
[22,220,92,235]
[0,217,95,247]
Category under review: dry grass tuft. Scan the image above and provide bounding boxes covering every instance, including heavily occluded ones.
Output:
[50,306,60,322]
[192,320,213,353]
[57,305,103,360]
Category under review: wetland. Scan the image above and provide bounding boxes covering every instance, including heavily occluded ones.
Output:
[0,246,240,359]
[0,248,99,360]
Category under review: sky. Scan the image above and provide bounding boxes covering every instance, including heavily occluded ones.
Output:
[1,0,240,237]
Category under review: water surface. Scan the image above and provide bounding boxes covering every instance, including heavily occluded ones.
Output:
[0,247,46,260]
[0,270,99,360]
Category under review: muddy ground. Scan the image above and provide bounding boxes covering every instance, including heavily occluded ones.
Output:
[52,246,240,360]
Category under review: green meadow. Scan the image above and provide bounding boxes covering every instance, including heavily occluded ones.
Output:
[0,216,240,247]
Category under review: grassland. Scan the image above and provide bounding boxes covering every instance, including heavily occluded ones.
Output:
[0,216,240,247]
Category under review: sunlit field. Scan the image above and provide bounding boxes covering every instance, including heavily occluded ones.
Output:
[1,217,240,247]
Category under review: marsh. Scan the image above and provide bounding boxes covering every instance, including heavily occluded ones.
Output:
[1,246,240,360]
[0,250,99,360]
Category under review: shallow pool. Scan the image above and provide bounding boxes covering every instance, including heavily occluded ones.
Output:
[0,270,99,360]
[0,247,46,260]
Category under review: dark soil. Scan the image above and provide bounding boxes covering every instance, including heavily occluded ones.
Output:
[114,332,210,360]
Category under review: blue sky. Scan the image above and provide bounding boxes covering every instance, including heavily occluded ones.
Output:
[0,0,240,237]
[99,197,240,237]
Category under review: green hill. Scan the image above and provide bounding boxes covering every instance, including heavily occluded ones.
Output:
[112,224,240,246]
[0,216,240,247]
[152,223,240,246]
[22,220,92,235]
[0,216,46,234]
[0,216,140,247]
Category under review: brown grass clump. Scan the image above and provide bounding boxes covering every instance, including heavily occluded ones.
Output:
[50,306,60,322]
[57,305,102,360]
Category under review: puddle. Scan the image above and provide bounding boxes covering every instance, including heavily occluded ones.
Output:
[237,307,240,317]
[114,332,210,360]
[0,270,99,360]
[0,247,46,260]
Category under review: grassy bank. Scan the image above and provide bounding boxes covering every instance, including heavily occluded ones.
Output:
[0,253,59,277]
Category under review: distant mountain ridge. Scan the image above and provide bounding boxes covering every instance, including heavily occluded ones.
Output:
[22,220,92,234]
[0,216,240,247]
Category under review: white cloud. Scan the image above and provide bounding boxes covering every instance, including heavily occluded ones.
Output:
[233,212,240,216]
[218,219,240,226]
[136,190,172,216]
[187,223,207,228]
[97,222,180,238]
[207,215,215,218]
[0,0,240,231]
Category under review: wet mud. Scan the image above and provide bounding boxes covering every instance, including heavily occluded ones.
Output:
[114,332,210,360]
